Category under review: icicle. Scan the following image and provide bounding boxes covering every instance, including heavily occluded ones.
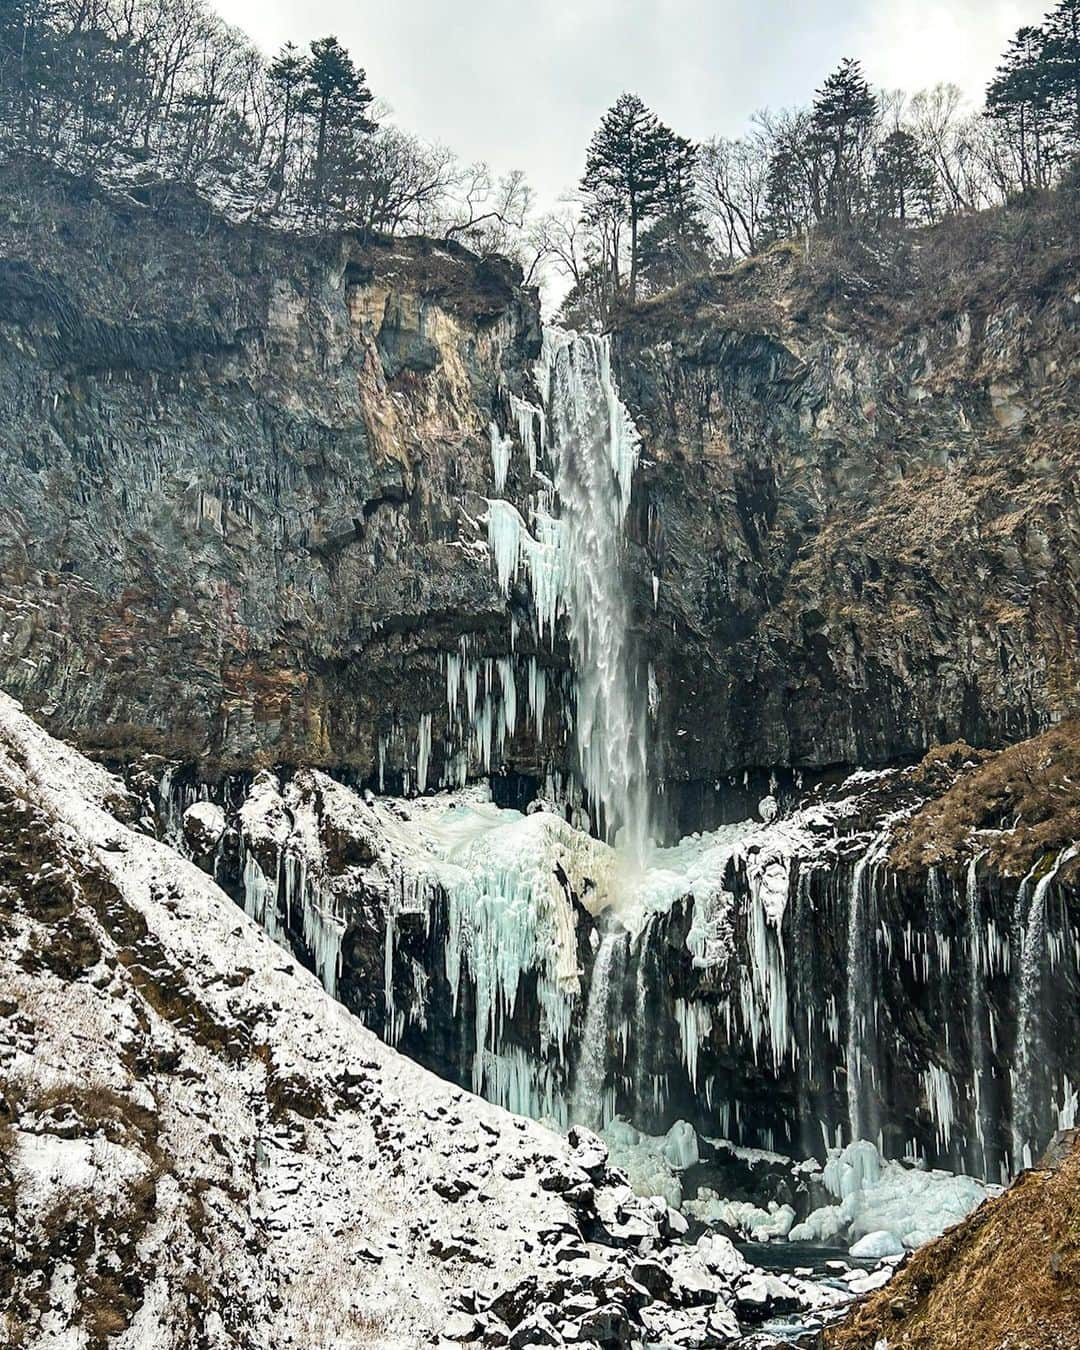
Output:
[416,714,432,794]
[489,421,512,492]
[496,658,517,740]
[674,998,713,1091]
[510,394,543,476]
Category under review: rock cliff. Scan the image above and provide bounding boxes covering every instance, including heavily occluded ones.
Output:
[613,208,1079,821]
[1,169,1076,807]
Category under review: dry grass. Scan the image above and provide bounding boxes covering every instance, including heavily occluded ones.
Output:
[825,1131,1080,1350]
[891,720,1080,876]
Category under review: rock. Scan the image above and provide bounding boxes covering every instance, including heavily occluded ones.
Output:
[734,1272,800,1322]
[539,1163,591,1194]
[629,1258,673,1298]
[508,1313,562,1348]
[638,1302,740,1349]
[182,801,225,854]
[573,1303,630,1349]
[442,1312,479,1342]
[434,1176,475,1201]
[567,1126,609,1179]
[846,1266,895,1296]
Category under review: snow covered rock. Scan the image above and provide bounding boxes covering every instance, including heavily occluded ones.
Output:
[182,799,225,854]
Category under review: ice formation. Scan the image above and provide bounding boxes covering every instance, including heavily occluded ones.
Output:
[600,1118,702,1211]
[489,420,512,492]
[479,331,653,867]
[787,1139,996,1252]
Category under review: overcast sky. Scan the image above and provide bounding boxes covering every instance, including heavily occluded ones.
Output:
[213,0,1047,205]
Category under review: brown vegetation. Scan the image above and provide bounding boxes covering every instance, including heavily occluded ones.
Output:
[891,720,1080,876]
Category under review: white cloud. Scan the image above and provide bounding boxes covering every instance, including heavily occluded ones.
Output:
[211,0,1051,207]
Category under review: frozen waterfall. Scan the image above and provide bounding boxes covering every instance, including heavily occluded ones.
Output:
[536,328,652,869]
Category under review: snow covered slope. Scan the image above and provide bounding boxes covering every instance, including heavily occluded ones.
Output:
[0,694,845,1347]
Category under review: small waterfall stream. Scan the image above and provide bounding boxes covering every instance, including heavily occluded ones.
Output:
[1013,844,1079,1168]
[572,928,626,1130]
[965,853,990,1176]
[845,845,876,1145]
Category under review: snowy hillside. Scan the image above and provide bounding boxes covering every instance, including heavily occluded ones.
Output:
[0,694,849,1347]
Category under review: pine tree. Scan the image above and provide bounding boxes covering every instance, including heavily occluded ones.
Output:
[637,131,709,290]
[581,93,701,301]
[302,36,376,216]
[808,58,878,226]
[581,94,665,300]
[873,128,936,222]
[987,26,1057,190]
[1043,0,1080,146]
[268,42,306,205]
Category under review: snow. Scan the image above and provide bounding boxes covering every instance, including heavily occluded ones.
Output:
[0,692,711,1344]
[182,799,225,845]
[686,1193,798,1242]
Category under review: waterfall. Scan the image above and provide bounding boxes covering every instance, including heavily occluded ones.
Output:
[846,842,880,1145]
[965,853,990,1176]
[631,918,655,1119]
[1012,845,1078,1169]
[572,929,625,1129]
[537,329,652,868]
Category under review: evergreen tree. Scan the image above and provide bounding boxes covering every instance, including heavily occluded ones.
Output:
[302,36,376,216]
[987,26,1057,190]
[873,128,936,222]
[581,93,701,301]
[1043,0,1080,145]
[268,42,305,204]
[637,132,709,290]
[808,58,878,226]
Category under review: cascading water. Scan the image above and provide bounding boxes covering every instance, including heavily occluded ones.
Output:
[845,843,878,1146]
[572,928,626,1129]
[965,853,990,1177]
[1012,844,1079,1169]
[536,328,652,870]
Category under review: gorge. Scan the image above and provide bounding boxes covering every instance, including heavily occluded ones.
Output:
[1,157,1078,1348]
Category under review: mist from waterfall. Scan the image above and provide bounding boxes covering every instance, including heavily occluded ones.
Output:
[537,328,652,871]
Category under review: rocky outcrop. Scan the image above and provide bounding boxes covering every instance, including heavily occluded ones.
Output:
[0,163,557,782]
[614,209,1080,815]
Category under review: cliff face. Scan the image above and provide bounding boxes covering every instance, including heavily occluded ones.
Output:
[0,165,548,779]
[0,169,1076,801]
[615,211,1079,804]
